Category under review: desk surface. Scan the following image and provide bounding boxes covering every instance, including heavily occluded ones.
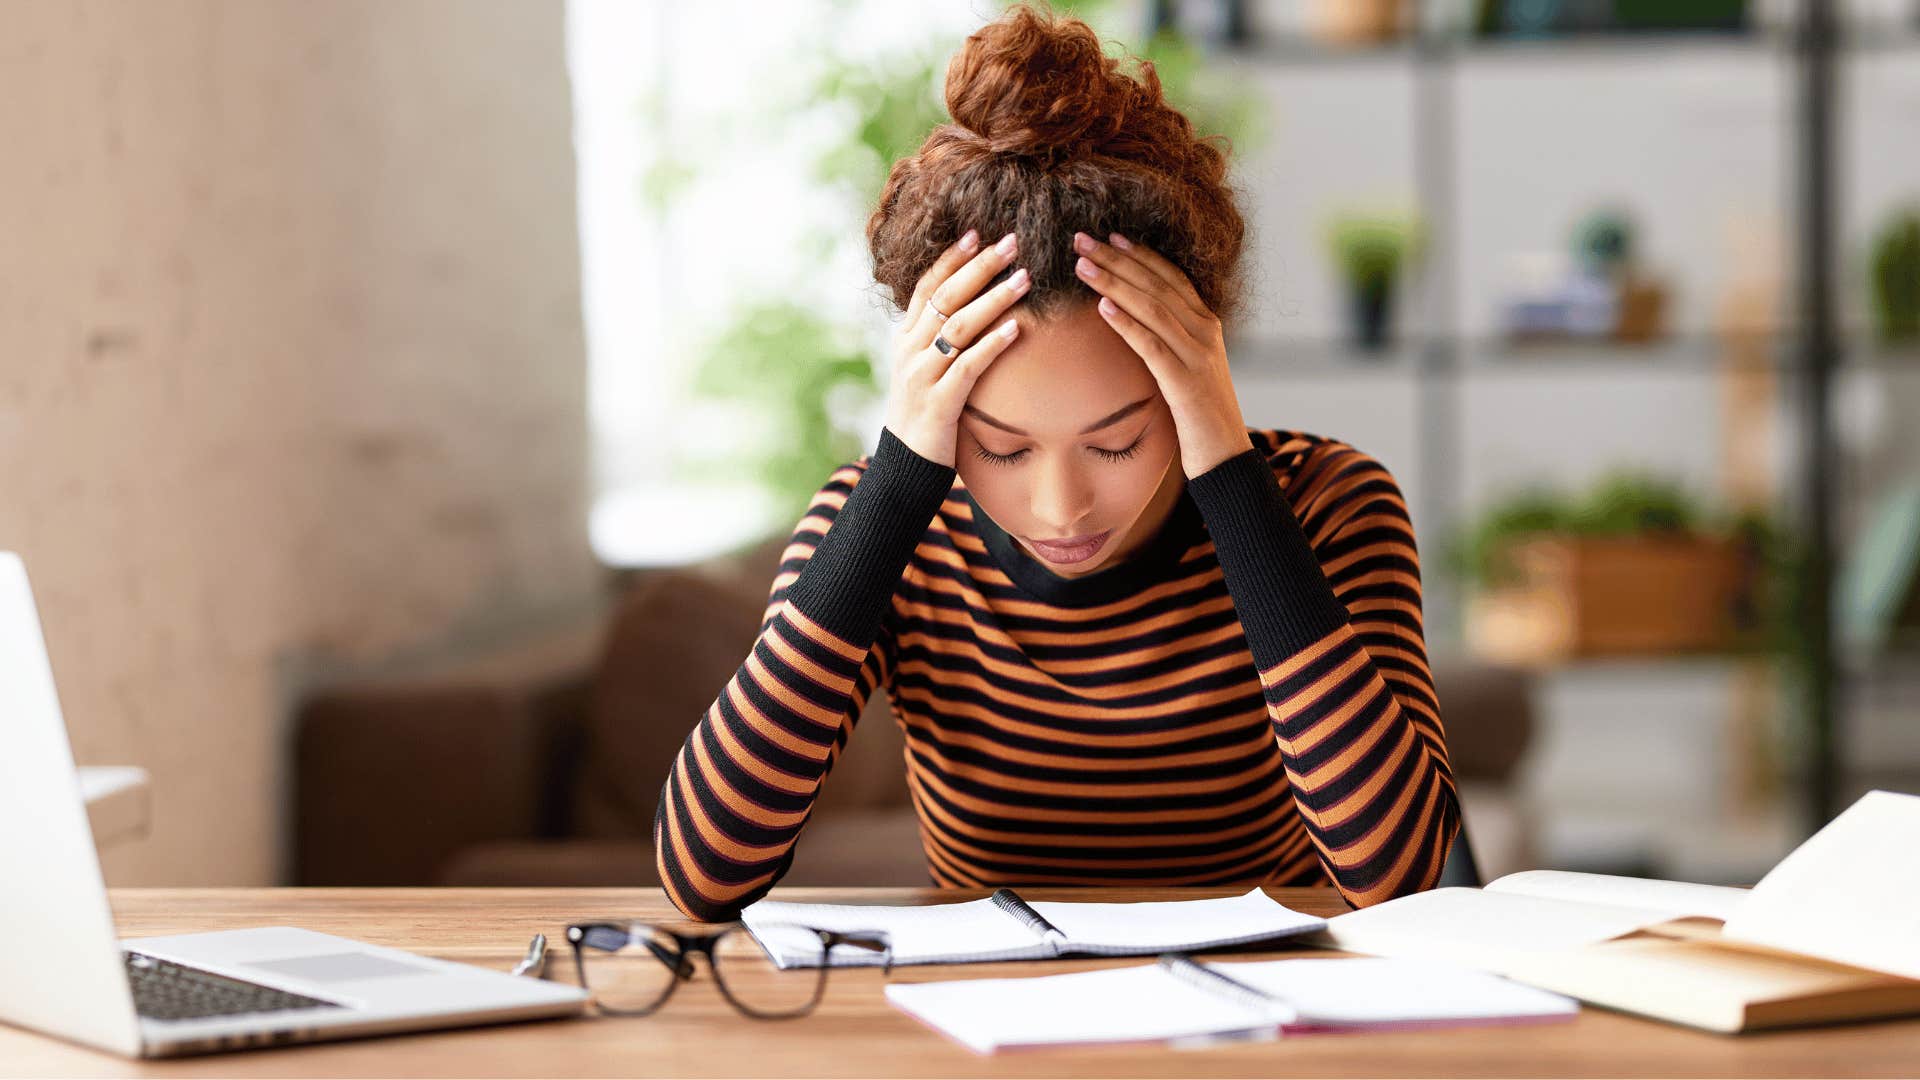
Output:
[5,886,1918,1078]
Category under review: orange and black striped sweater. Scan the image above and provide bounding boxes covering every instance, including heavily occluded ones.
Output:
[654,426,1460,921]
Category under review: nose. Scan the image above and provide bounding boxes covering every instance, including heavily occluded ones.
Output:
[1029,455,1096,535]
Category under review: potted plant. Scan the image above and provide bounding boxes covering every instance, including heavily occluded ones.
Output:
[1324,208,1425,351]
[1445,471,1794,665]
[1870,208,1920,344]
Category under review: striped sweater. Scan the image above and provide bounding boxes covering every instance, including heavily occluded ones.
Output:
[654,426,1460,921]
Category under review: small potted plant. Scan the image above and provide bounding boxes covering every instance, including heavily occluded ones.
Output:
[1870,208,1920,344]
[1446,471,1783,665]
[1324,207,1425,352]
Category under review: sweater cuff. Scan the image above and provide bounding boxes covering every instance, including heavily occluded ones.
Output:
[1185,447,1352,669]
[783,427,955,646]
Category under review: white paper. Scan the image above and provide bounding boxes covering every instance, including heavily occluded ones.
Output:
[1721,789,1920,981]
[1486,870,1749,921]
[1029,887,1325,953]
[885,964,1286,1055]
[742,896,1044,967]
[883,956,1577,1054]
[1207,957,1578,1026]
[1318,886,1686,970]
[743,887,1325,968]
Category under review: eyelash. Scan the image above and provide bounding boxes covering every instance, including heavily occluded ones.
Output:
[971,432,1146,467]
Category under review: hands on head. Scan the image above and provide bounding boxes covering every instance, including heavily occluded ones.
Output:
[884,229,1252,478]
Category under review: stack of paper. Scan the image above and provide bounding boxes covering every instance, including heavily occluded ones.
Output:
[883,956,1577,1054]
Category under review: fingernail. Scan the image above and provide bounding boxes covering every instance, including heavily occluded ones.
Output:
[1077,257,1099,279]
[1073,232,1096,255]
[1099,297,1118,316]
[1008,267,1029,291]
[1001,319,1020,338]
[960,229,979,251]
[1109,232,1132,250]
[997,231,1018,256]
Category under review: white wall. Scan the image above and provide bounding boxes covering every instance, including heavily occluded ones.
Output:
[0,0,599,885]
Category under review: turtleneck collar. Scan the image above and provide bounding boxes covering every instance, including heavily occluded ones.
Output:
[963,485,1208,607]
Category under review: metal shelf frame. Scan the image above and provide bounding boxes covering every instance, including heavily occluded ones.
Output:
[1153,2,1865,834]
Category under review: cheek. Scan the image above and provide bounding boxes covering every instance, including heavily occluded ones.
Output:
[1101,441,1175,518]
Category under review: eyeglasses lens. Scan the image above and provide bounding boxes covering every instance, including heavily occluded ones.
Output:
[577,924,683,1015]
[709,924,830,1018]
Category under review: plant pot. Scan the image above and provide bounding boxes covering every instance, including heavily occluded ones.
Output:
[1349,278,1394,351]
[1308,0,1406,44]
[1466,534,1745,665]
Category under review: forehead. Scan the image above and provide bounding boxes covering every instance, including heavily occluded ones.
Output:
[965,303,1157,435]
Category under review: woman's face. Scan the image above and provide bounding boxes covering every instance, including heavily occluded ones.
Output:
[956,300,1185,577]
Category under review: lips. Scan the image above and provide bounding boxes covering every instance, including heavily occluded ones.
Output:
[1024,529,1113,566]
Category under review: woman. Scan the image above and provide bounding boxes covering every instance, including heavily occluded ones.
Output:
[654,3,1459,922]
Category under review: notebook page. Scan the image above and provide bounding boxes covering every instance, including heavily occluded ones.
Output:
[1318,886,1685,970]
[1028,887,1325,954]
[1721,789,1920,981]
[1487,870,1748,921]
[741,896,1047,968]
[1205,956,1578,1026]
[884,963,1283,1054]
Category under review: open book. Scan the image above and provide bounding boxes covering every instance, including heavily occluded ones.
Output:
[740,886,1324,968]
[884,955,1578,1054]
[1313,789,1920,1033]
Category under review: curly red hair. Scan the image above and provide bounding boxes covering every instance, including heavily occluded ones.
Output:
[866,2,1247,325]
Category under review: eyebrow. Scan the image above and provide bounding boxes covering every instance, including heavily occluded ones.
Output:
[963,397,1154,438]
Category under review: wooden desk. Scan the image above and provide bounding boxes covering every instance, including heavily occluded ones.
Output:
[5,886,1918,1078]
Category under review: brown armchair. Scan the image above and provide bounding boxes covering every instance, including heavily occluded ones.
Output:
[296,537,1536,888]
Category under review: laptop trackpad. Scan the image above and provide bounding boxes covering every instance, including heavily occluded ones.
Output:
[246,951,433,984]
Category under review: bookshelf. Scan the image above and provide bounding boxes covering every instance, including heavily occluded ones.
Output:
[1161,1,1920,846]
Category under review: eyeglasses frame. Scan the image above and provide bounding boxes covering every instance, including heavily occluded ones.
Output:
[563,919,892,1020]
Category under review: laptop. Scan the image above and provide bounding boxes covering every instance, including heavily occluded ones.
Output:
[0,551,587,1057]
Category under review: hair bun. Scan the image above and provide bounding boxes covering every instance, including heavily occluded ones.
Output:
[943,4,1146,167]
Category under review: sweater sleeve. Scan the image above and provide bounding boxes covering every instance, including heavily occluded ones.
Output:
[1184,438,1460,909]
[653,428,956,921]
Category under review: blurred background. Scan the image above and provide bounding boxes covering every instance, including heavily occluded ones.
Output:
[5,0,1919,893]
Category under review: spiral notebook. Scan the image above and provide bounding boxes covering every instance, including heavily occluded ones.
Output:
[740,887,1326,969]
[884,955,1580,1054]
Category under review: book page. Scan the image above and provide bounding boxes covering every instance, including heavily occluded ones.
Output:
[884,964,1284,1054]
[1029,887,1324,953]
[1721,789,1920,982]
[1487,870,1749,921]
[1205,957,1578,1026]
[1317,886,1684,970]
[741,896,1045,967]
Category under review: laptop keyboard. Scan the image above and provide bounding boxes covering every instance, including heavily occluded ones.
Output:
[125,952,343,1022]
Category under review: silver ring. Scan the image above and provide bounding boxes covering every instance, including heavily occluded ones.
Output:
[927,300,950,320]
[933,334,957,356]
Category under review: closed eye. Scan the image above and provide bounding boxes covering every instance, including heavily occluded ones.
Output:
[1092,431,1147,462]
[971,446,1029,466]
[968,426,1150,467]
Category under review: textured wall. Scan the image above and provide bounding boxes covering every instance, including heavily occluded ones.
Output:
[0,0,598,885]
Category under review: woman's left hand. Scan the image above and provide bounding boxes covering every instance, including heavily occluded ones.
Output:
[1072,231,1254,478]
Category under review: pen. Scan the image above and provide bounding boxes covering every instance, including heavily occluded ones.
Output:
[1157,953,1293,1024]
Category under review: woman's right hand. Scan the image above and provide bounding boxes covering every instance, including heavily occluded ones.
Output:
[883,228,1031,467]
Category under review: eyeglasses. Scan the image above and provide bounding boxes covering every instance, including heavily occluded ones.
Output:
[560,920,891,1019]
